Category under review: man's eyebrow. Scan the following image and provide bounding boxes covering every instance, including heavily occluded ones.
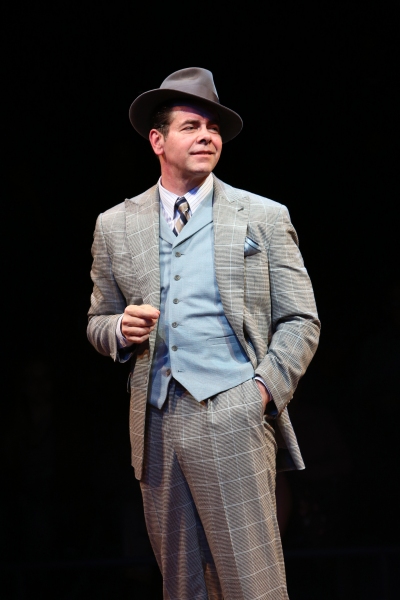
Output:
[179,118,220,127]
[180,119,200,125]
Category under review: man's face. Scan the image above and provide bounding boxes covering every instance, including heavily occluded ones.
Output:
[152,104,222,181]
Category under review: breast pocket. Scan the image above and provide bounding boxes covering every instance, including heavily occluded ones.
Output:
[244,238,266,274]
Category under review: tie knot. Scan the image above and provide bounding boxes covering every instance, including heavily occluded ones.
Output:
[175,197,190,216]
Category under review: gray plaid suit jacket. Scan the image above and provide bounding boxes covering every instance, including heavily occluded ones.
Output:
[87,175,320,480]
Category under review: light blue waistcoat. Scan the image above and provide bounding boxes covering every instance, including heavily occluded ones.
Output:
[148,192,254,408]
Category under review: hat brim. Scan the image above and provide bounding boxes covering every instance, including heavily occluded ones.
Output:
[129,88,243,143]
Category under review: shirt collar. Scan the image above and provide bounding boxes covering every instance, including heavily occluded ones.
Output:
[158,173,214,223]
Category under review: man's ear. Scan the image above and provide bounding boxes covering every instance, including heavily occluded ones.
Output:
[149,129,165,156]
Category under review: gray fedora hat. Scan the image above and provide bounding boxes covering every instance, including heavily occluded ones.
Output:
[129,67,243,143]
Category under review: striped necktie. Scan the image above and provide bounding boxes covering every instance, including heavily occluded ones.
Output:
[173,197,191,236]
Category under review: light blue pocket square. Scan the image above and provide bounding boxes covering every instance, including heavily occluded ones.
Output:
[244,236,262,256]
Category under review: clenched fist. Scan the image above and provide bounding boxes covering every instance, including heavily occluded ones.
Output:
[121,304,160,344]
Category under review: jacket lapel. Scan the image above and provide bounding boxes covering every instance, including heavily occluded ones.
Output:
[212,175,249,351]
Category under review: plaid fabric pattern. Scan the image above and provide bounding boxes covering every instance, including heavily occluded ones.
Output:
[141,378,288,600]
[87,175,320,479]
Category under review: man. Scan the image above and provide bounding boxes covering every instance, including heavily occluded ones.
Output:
[87,67,320,599]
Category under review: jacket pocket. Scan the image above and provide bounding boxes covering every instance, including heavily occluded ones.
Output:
[207,334,237,345]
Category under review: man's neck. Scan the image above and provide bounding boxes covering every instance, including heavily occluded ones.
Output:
[160,172,209,196]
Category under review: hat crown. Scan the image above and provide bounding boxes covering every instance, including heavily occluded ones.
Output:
[160,67,219,105]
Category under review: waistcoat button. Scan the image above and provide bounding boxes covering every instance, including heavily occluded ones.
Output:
[175,251,181,257]
[172,322,178,328]
[174,275,180,281]
[173,298,179,304]
[171,345,178,351]
[166,369,171,376]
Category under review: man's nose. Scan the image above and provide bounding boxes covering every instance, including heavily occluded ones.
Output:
[196,127,212,143]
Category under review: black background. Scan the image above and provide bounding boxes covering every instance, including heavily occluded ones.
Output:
[2,2,399,598]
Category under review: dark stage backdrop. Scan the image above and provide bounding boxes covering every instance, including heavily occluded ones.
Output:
[2,3,399,599]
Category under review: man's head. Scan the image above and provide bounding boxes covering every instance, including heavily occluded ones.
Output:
[149,103,222,184]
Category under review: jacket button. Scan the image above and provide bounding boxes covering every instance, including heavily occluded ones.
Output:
[166,369,171,376]
[174,275,180,281]
[173,298,179,304]
[175,251,181,257]
[172,345,178,351]
[172,322,178,328]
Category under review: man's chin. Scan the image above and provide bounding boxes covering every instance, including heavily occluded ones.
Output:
[189,161,217,176]
[187,166,213,178]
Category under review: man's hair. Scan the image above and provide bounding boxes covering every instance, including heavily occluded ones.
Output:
[150,103,176,138]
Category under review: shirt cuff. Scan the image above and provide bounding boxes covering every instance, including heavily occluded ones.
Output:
[116,315,133,349]
[254,375,272,398]
[254,375,279,419]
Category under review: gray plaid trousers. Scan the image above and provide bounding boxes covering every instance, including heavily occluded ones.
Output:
[140,378,289,600]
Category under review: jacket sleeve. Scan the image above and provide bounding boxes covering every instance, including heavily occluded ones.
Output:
[87,214,133,362]
[254,205,321,414]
